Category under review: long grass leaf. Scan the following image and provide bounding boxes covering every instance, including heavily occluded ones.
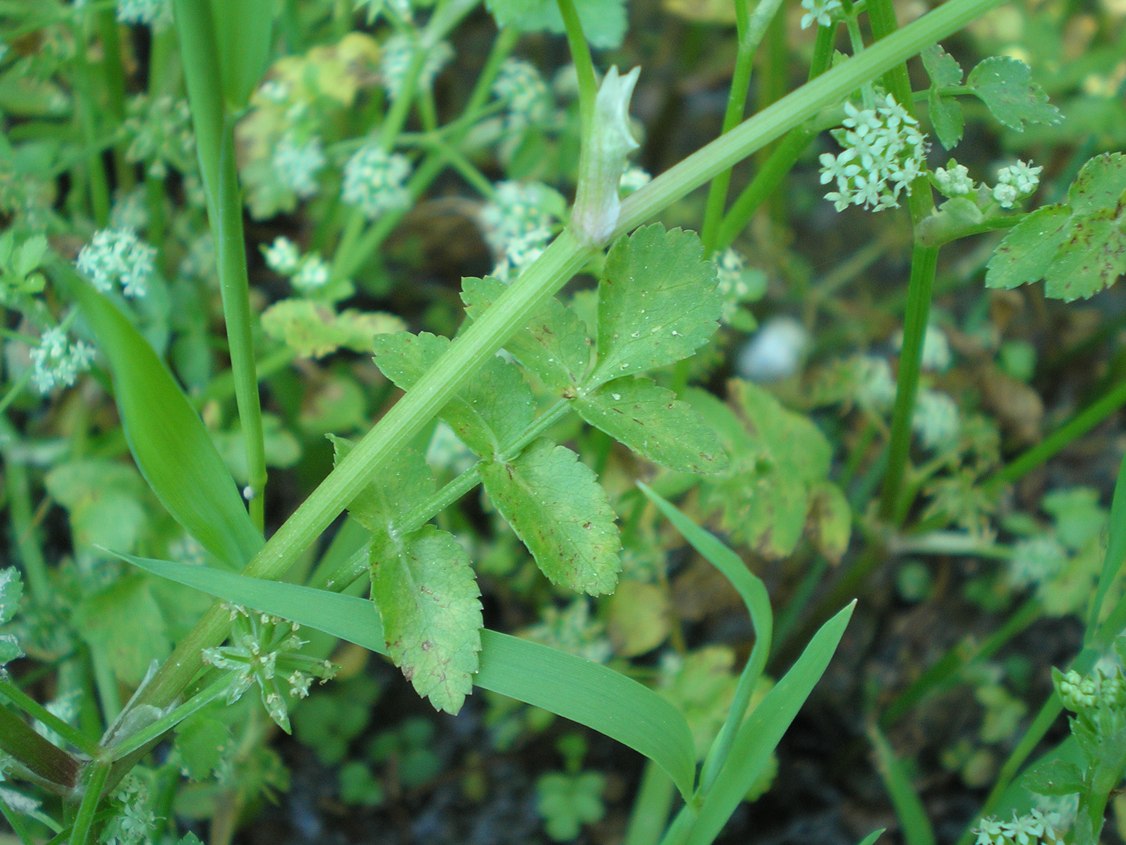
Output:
[208,0,275,109]
[638,483,772,790]
[54,264,261,567]
[685,601,855,845]
[1089,452,1126,644]
[120,553,698,797]
[869,720,936,845]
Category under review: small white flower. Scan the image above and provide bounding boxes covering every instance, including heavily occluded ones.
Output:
[800,0,842,29]
[993,159,1042,208]
[76,227,157,298]
[854,355,897,412]
[29,327,96,394]
[341,144,412,219]
[263,237,301,275]
[934,162,975,197]
[292,255,330,292]
[479,181,560,258]
[492,59,553,130]
[272,135,326,200]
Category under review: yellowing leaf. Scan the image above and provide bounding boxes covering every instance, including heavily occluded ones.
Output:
[371,526,482,714]
[480,441,621,595]
[261,299,405,358]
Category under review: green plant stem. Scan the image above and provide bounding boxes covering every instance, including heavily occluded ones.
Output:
[624,761,676,845]
[70,17,111,226]
[131,0,1006,719]
[94,8,132,192]
[0,679,100,758]
[68,760,110,845]
[556,0,598,135]
[104,676,230,762]
[0,704,79,791]
[2,439,52,603]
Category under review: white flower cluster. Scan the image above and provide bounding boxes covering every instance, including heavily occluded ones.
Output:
[933,162,976,197]
[820,95,929,212]
[479,181,558,281]
[76,227,156,298]
[116,0,172,29]
[123,95,195,179]
[492,59,553,130]
[30,327,96,394]
[379,34,453,101]
[713,247,764,324]
[262,237,331,294]
[272,134,326,200]
[993,160,1043,209]
[341,144,412,219]
[800,0,842,29]
[974,809,1059,845]
[912,389,960,451]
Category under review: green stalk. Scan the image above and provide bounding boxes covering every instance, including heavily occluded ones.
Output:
[556,0,598,134]
[700,0,759,252]
[132,0,1005,717]
[94,8,133,192]
[624,761,676,845]
[68,760,110,845]
[104,677,230,762]
[174,0,268,529]
[70,16,111,226]
[2,439,52,603]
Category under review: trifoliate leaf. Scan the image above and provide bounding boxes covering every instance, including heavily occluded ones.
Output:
[985,205,1071,291]
[75,575,171,685]
[573,377,728,473]
[370,525,482,714]
[261,299,405,358]
[483,0,627,48]
[0,568,22,625]
[373,332,535,457]
[928,89,964,150]
[967,56,1062,132]
[480,440,621,595]
[921,44,963,88]
[461,276,591,393]
[329,434,434,534]
[591,225,722,387]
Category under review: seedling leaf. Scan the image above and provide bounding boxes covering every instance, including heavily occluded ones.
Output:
[121,554,697,798]
[461,276,590,393]
[967,56,1062,132]
[480,440,621,595]
[483,0,627,48]
[591,225,723,387]
[373,331,535,457]
[370,526,482,714]
[573,377,728,473]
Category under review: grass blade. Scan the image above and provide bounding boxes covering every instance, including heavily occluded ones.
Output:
[120,553,698,798]
[638,483,772,790]
[53,264,261,568]
[869,720,936,845]
[857,830,886,845]
[684,601,855,845]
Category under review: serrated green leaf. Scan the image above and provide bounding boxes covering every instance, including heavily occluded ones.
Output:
[985,204,1071,291]
[591,225,722,387]
[52,264,262,568]
[0,634,22,666]
[921,44,963,87]
[927,88,964,149]
[1044,210,1126,302]
[967,56,1062,132]
[483,0,627,48]
[329,434,434,534]
[0,569,22,626]
[120,554,697,798]
[261,299,405,358]
[1068,153,1126,215]
[690,382,834,559]
[573,377,727,473]
[480,440,620,595]
[371,526,482,714]
[75,576,171,685]
[373,332,535,457]
[461,276,590,393]
[175,715,231,781]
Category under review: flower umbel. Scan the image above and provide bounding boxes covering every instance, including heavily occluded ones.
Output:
[29,327,95,394]
[76,227,157,298]
[819,95,929,212]
[202,604,338,733]
[800,0,842,29]
[571,66,642,247]
[341,144,412,219]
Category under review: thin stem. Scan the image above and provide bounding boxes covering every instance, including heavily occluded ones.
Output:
[556,0,598,135]
[68,760,110,845]
[103,677,230,762]
[2,440,52,603]
[70,17,111,226]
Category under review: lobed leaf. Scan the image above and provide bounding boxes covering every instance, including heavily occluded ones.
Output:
[921,44,963,88]
[573,377,728,474]
[329,434,434,535]
[53,264,262,568]
[373,331,535,457]
[120,554,697,798]
[461,276,590,393]
[370,526,482,714]
[1068,152,1126,215]
[927,89,964,150]
[1043,209,1126,302]
[967,56,1062,132]
[591,225,723,387]
[480,440,621,595]
[985,205,1071,291]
